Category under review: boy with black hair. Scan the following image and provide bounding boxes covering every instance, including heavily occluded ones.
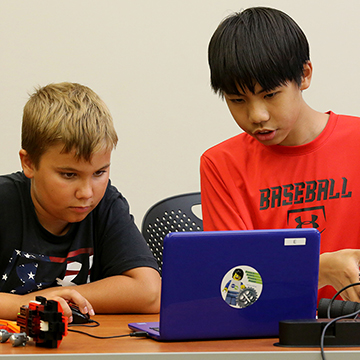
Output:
[0,82,160,320]
[201,7,360,302]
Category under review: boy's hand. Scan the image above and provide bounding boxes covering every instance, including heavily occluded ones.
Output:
[0,287,94,321]
[43,288,95,322]
[319,249,360,302]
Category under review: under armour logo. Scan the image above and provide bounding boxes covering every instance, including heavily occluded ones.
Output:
[294,215,319,229]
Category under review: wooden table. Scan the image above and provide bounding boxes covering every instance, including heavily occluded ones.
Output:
[0,314,360,359]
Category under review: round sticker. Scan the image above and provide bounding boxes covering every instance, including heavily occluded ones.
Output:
[220,265,263,309]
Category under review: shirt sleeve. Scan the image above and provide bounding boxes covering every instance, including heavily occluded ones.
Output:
[91,183,159,280]
[200,153,250,231]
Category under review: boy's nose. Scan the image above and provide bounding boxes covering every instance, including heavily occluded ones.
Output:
[76,180,93,199]
[248,105,270,124]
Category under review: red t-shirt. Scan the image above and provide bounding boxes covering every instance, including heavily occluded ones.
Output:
[200,112,360,300]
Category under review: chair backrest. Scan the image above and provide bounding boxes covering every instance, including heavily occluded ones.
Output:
[141,192,203,275]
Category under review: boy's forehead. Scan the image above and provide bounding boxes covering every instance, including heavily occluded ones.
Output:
[223,79,262,95]
[225,81,290,97]
[39,142,112,165]
[225,83,269,96]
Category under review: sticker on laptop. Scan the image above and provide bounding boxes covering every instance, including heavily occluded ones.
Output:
[220,265,263,309]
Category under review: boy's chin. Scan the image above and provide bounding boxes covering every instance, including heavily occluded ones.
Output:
[66,210,92,223]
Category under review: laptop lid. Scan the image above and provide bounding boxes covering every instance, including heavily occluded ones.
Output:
[129,228,320,341]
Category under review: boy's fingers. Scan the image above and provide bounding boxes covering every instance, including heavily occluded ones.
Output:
[340,285,360,302]
[47,289,95,317]
[51,296,72,318]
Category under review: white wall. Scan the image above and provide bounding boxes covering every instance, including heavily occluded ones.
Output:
[1,0,360,227]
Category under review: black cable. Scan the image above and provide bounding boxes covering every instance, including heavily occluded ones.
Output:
[67,328,148,339]
[320,308,360,360]
[67,319,148,339]
[320,282,360,360]
[326,282,360,318]
[68,319,100,328]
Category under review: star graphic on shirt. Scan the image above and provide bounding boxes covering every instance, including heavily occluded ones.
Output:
[37,283,43,289]
[15,250,21,256]
[24,253,31,259]
[28,272,35,280]
[2,274,7,281]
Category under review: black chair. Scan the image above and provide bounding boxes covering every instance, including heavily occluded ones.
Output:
[141,192,203,275]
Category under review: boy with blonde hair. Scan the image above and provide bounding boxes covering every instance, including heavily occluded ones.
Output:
[201,7,360,302]
[0,82,160,320]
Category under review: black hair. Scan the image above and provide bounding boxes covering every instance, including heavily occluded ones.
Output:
[232,268,244,279]
[208,7,310,96]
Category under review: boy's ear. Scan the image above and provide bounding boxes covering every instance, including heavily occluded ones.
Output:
[19,149,35,179]
[300,61,313,91]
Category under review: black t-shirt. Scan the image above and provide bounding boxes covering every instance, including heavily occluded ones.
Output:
[0,172,158,294]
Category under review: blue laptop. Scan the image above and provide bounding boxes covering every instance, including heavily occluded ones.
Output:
[128,228,320,341]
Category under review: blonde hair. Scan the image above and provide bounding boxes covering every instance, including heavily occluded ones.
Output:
[21,82,118,167]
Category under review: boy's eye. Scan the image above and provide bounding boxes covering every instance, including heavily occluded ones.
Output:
[61,172,76,179]
[264,92,278,99]
[229,98,244,104]
[94,170,106,177]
